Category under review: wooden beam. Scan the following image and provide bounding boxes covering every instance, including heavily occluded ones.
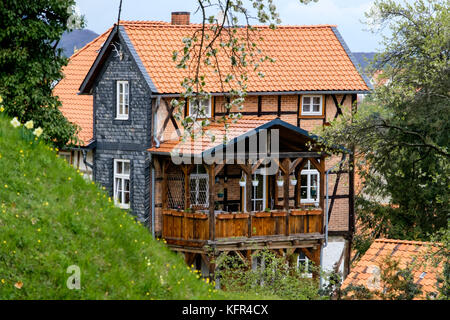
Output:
[328,154,346,222]
[161,160,169,209]
[251,158,265,174]
[331,94,346,119]
[235,251,248,266]
[257,95,262,117]
[184,252,196,267]
[201,253,211,270]
[308,157,323,174]
[277,95,281,117]
[273,158,287,175]
[245,166,252,213]
[181,164,194,210]
[289,157,303,174]
[294,164,301,208]
[319,157,325,231]
[153,156,161,174]
[237,163,252,176]
[282,159,290,210]
[282,159,290,236]
[214,163,225,177]
[273,174,278,208]
[207,164,216,240]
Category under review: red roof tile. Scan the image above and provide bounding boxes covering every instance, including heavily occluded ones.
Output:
[53,29,111,145]
[342,238,443,299]
[149,115,276,155]
[121,21,370,93]
[55,21,370,144]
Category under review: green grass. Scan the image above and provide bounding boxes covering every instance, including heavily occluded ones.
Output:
[0,115,270,300]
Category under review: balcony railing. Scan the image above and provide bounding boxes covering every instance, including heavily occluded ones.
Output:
[162,208,323,247]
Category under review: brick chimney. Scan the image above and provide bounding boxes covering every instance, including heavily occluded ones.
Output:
[171,12,190,25]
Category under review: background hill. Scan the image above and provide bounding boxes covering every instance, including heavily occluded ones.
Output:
[352,52,377,74]
[57,29,99,57]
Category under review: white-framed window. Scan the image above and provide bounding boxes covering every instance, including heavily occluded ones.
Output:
[189,97,211,118]
[251,174,267,212]
[59,151,71,165]
[190,165,209,208]
[301,95,322,116]
[114,159,130,209]
[297,251,313,278]
[116,81,129,120]
[300,161,319,204]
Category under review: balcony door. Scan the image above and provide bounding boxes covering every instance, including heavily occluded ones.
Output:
[251,174,267,212]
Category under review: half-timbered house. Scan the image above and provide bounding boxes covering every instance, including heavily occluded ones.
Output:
[54,12,372,280]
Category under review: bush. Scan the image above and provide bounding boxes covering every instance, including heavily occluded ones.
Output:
[215,249,325,300]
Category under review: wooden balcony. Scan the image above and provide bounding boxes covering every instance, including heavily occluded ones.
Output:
[162,208,324,251]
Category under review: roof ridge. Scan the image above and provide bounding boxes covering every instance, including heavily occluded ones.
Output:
[374,238,430,246]
[68,27,113,60]
[119,20,336,29]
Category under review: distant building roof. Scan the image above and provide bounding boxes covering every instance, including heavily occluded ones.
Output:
[342,238,443,299]
[53,29,111,146]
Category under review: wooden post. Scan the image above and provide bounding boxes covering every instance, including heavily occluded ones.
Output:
[161,159,169,210]
[318,157,325,232]
[301,246,321,280]
[238,163,252,213]
[208,164,216,241]
[283,160,290,210]
[282,159,290,236]
[181,165,193,210]
[245,168,252,213]
[294,166,300,208]
[273,173,278,207]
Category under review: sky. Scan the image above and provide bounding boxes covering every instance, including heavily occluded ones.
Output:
[75,0,387,52]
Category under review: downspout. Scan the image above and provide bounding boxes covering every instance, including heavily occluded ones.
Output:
[154,96,161,148]
[320,153,347,290]
[151,165,156,238]
[151,96,161,238]
[81,149,94,170]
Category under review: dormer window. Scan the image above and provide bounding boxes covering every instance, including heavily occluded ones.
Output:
[301,95,322,116]
[188,97,211,118]
[116,81,129,120]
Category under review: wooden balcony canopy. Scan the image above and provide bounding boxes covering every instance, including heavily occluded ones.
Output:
[152,117,347,251]
[148,117,348,160]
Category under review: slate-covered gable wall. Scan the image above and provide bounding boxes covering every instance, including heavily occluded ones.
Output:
[92,33,152,225]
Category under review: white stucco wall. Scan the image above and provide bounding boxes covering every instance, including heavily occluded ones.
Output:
[321,236,346,275]
[59,149,93,180]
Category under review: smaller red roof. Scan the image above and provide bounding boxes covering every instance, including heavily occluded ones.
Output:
[148,116,320,157]
[53,29,111,146]
[149,116,276,155]
[342,238,443,299]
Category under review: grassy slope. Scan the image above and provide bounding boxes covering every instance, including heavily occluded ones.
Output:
[0,115,267,299]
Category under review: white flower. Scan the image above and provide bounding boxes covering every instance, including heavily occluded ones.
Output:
[24,120,34,129]
[33,127,43,137]
[10,117,21,128]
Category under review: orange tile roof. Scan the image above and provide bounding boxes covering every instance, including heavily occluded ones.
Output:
[56,21,370,144]
[149,115,277,155]
[53,29,111,146]
[342,238,443,299]
[120,21,370,93]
